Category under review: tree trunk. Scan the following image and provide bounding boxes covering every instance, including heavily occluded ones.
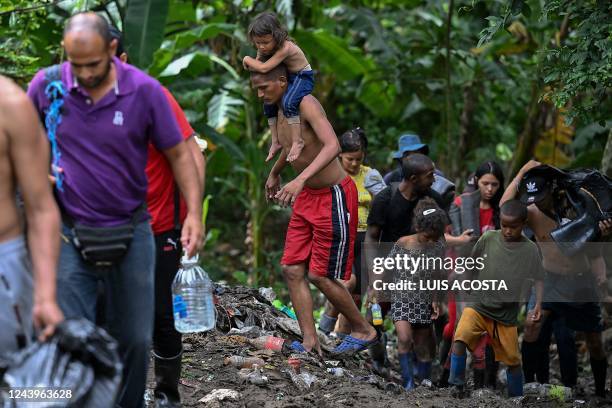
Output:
[457,82,476,187]
[444,0,455,178]
[510,82,542,177]
[601,128,612,178]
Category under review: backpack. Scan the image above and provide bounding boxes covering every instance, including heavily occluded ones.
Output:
[524,165,612,254]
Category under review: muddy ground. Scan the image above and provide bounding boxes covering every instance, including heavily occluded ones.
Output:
[149,285,612,407]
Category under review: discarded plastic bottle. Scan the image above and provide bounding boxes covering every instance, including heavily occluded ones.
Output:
[327,367,345,377]
[287,357,301,373]
[273,300,297,319]
[371,303,383,326]
[248,336,286,352]
[238,368,269,385]
[224,356,265,369]
[172,252,215,333]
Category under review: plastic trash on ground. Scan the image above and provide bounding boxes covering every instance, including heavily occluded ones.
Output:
[199,389,241,404]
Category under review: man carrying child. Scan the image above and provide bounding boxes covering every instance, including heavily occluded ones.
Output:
[251,63,377,355]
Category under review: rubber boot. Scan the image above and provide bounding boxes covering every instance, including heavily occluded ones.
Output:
[521,340,537,383]
[398,352,416,390]
[438,368,450,388]
[318,313,337,336]
[590,357,608,398]
[485,345,498,389]
[369,333,387,376]
[506,369,524,397]
[154,351,182,407]
[416,360,433,387]
[473,368,485,389]
[449,353,466,397]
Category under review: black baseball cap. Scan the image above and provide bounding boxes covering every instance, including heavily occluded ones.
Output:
[518,174,551,204]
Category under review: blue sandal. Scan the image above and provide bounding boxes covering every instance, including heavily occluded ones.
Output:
[331,335,379,355]
[289,341,308,353]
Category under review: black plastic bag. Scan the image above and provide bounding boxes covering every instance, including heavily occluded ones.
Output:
[0,319,122,407]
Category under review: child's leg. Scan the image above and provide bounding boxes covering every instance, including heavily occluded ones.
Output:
[395,320,416,390]
[318,304,338,335]
[285,119,304,162]
[449,308,487,390]
[266,118,282,162]
[282,71,314,162]
[485,343,499,389]
[449,340,468,387]
[506,365,524,397]
[413,325,434,382]
[263,103,281,162]
[471,334,488,389]
[490,321,523,398]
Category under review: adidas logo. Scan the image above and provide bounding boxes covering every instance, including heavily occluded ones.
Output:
[526,181,538,193]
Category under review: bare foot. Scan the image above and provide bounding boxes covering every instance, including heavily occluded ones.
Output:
[350,325,378,343]
[286,139,305,162]
[266,142,282,162]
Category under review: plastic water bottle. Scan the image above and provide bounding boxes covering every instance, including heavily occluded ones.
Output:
[371,303,383,326]
[172,252,215,333]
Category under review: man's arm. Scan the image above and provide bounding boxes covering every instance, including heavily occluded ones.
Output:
[244,42,291,73]
[7,87,63,339]
[163,142,203,256]
[186,136,206,198]
[274,97,341,206]
[365,224,382,245]
[500,159,541,206]
[266,148,289,201]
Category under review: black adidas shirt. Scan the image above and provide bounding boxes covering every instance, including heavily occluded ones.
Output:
[367,184,447,243]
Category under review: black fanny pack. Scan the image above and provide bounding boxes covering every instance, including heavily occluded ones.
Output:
[68,205,146,268]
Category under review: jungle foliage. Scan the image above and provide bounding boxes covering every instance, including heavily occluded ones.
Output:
[1,0,610,287]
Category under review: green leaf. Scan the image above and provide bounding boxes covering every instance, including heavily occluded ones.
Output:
[401,94,425,120]
[232,270,248,285]
[124,0,169,69]
[510,0,524,16]
[207,90,244,130]
[159,52,212,78]
[194,122,245,161]
[414,9,444,27]
[293,29,371,80]
[495,143,513,161]
[173,23,236,50]
[357,76,396,118]
[202,194,212,226]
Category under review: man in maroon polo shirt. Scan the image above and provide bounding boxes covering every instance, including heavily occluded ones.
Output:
[27,13,203,407]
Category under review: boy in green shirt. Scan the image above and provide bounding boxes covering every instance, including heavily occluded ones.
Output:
[449,200,544,397]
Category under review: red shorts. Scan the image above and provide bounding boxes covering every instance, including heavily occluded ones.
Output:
[281,176,358,279]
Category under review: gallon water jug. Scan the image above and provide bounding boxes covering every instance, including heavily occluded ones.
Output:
[172,252,215,333]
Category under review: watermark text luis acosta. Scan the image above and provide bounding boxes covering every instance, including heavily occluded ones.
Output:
[370,253,508,292]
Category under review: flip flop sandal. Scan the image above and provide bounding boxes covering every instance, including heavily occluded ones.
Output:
[331,335,379,355]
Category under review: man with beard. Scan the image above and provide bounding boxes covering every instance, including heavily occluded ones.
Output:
[27,13,203,407]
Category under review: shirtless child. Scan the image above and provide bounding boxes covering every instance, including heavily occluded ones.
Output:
[244,12,314,163]
[0,75,63,351]
[501,160,609,397]
[251,64,377,355]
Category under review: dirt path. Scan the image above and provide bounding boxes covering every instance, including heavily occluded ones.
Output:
[148,285,611,407]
